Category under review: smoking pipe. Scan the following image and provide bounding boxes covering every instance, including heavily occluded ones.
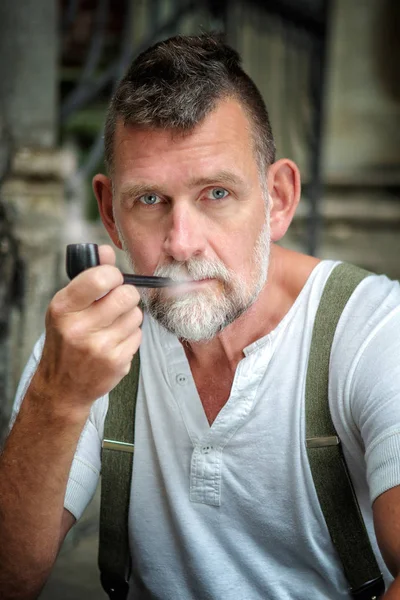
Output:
[66,243,176,288]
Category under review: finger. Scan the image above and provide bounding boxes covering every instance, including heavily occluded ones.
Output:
[86,305,143,355]
[110,329,143,376]
[98,244,116,266]
[82,283,141,330]
[53,265,124,315]
[102,305,143,346]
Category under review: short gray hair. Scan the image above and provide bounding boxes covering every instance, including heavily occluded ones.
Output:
[104,33,276,175]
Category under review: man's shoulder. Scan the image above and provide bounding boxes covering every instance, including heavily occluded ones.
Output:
[330,266,400,371]
[344,267,400,319]
[315,261,400,319]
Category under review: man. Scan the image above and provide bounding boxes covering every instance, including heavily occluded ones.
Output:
[1,33,400,600]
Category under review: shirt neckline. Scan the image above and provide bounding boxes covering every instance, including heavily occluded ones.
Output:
[148,259,337,356]
[243,260,336,356]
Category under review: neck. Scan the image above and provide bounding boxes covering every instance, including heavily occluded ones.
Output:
[182,244,320,373]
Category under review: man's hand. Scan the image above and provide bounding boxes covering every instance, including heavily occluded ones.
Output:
[0,247,141,599]
[373,485,400,598]
[33,244,143,415]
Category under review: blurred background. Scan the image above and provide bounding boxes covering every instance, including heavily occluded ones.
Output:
[0,0,400,597]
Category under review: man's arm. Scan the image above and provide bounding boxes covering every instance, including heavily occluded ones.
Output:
[0,245,142,600]
[60,509,77,544]
[373,485,400,598]
[0,394,88,599]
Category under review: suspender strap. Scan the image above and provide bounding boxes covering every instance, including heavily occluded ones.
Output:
[98,351,140,600]
[98,263,386,599]
[305,263,385,599]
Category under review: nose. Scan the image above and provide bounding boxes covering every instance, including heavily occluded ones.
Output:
[162,203,206,262]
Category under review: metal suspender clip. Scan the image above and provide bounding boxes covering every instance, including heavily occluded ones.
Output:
[350,575,385,599]
[102,439,135,454]
[306,436,340,448]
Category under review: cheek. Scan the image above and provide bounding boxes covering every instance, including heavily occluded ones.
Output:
[233,228,268,282]
[214,235,253,279]
[123,228,165,273]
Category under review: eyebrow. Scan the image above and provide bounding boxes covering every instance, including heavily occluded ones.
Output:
[186,170,245,188]
[119,170,246,206]
[119,183,169,206]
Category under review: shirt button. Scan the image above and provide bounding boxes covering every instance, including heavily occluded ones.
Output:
[176,373,188,386]
[201,445,213,454]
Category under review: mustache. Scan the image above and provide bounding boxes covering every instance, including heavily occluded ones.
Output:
[153,258,232,283]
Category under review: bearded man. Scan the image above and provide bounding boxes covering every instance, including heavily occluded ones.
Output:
[1,33,400,600]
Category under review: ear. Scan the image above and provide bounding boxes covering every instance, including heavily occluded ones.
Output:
[92,174,123,249]
[266,159,301,242]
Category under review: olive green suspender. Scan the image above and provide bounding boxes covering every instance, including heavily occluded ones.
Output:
[98,263,385,600]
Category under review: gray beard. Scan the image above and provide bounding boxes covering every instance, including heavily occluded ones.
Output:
[118,219,271,342]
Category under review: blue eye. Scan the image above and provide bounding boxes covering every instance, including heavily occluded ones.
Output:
[139,193,160,205]
[208,188,229,200]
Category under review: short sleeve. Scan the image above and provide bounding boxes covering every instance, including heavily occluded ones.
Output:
[64,418,101,520]
[64,395,108,520]
[350,304,400,503]
[10,332,107,521]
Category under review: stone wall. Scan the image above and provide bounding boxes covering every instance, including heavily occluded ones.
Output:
[0,0,65,443]
[227,0,400,279]
[1,150,66,419]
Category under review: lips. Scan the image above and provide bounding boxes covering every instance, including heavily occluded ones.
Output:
[190,278,213,285]
[161,278,218,298]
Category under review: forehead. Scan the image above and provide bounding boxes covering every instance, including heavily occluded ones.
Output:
[112,98,258,184]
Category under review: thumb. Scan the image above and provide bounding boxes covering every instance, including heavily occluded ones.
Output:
[98,244,116,266]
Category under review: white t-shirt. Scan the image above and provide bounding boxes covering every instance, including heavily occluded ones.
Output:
[13,260,400,599]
